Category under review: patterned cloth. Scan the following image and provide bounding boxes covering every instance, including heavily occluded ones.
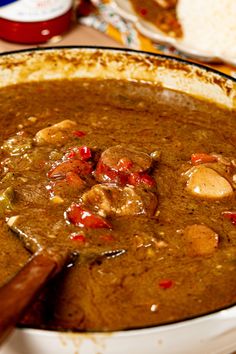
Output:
[79,0,236,78]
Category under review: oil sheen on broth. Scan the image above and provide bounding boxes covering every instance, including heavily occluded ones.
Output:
[0,78,235,331]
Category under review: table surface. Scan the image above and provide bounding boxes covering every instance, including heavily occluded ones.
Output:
[0,24,123,53]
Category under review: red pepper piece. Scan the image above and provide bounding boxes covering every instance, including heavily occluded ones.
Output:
[66,146,92,161]
[79,146,92,161]
[128,172,141,186]
[48,159,93,179]
[159,279,173,290]
[67,203,111,229]
[128,172,156,188]
[67,150,77,159]
[96,160,124,184]
[70,233,86,243]
[139,173,156,187]
[96,159,155,187]
[222,211,236,226]
[73,130,86,138]
[191,153,217,165]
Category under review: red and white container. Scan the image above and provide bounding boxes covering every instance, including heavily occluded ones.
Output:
[0,0,73,44]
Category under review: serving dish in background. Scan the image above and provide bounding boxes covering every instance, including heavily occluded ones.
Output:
[108,0,236,66]
[0,47,236,354]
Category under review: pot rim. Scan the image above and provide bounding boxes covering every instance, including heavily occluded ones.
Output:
[16,305,236,336]
[0,45,236,84]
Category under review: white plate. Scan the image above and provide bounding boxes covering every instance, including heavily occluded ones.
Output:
[111,0,236,66]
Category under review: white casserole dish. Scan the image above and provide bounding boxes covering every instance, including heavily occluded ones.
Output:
[0,47,236,354]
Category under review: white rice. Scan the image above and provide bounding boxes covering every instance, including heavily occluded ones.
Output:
[177,0,236,59]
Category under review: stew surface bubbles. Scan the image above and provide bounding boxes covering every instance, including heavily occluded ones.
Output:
[0,78,236,331]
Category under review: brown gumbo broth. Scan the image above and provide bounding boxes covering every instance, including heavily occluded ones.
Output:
[0,78,236,331]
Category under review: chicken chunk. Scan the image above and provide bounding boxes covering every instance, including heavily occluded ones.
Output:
[17,183,49,206]
[81,184,158,217]
[35,120,77,146]
[186,165,233,199]
[183,224,219,256]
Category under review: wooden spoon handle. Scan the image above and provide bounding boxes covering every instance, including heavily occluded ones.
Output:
[0,251,67,344]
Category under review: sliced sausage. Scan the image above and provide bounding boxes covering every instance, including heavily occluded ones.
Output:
[35,120,77,146]
[47,160,93,179]
[186,165,233,199]
[95,145,152,184]
[49,172,86,199]
[81,184,158,217]
[183,224,219,256]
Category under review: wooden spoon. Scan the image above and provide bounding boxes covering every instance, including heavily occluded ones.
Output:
[0,215,125,344]
[0,246,70,344]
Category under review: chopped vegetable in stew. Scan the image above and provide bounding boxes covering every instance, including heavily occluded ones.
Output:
[0,78,235,332]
